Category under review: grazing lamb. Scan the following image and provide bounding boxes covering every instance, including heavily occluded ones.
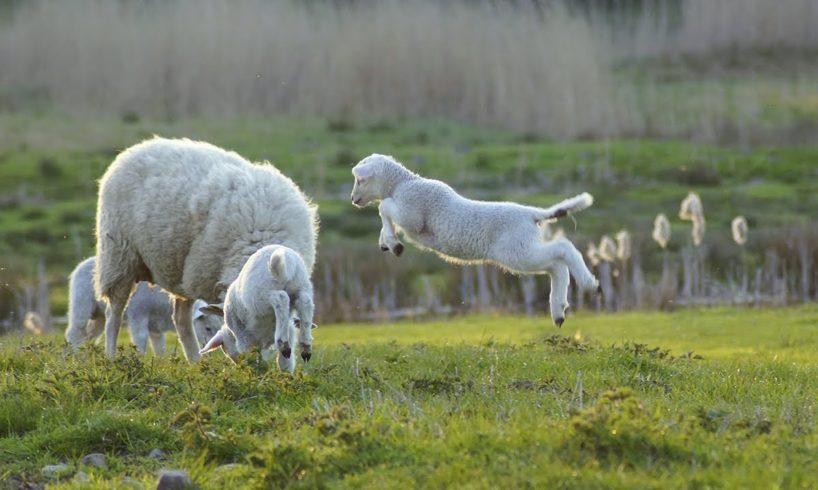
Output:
[350,154,599,326]
[198,244,315,372]
[65,257,218,354]
[95,137,318,363]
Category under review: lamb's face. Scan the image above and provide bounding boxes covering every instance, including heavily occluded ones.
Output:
[192,300,221,349]
[350,155,384,207]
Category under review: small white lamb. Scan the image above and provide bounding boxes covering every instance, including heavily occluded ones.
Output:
[350,154,599,326]
[198,244,315,373]
[95,137,318,362]
[66,257,218,353]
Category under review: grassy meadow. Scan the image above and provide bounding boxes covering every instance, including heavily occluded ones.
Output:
[1,306,817,488]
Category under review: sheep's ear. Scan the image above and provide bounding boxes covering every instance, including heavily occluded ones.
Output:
[199,327,228,354]
[268,249,293,280]
[199,304,225,317]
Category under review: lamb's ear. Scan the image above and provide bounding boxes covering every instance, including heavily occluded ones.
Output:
[212,281,229,300]
[199,327,228,354]
[199,304,225,318]
[268,248,293,280]
[353,163,374,180]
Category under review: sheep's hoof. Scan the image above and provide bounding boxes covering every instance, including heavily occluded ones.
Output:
[380,245,389,252]
[597,284,603,296]
[393,243,404,256]
[555,317,565,328]
[301,351,312,362]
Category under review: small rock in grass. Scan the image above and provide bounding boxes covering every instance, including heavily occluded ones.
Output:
[74,471,90,483]
[157,470,194,490]
[147,448,167,460]
[81,452,108,469]
[42,463,72,479]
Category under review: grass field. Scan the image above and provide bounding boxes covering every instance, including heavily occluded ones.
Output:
[1,306,816,489]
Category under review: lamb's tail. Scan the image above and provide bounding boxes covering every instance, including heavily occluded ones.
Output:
[535,192,594,223]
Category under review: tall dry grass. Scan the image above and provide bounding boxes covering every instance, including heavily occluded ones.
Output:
[1,0,816,141]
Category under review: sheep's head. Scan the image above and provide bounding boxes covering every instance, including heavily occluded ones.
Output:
[351,154,391,207]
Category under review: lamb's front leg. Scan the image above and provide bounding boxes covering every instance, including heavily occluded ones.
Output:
[270,290,293,359]
[378,199,404,257]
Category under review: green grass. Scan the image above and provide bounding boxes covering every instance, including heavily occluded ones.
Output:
[1,306,816,488]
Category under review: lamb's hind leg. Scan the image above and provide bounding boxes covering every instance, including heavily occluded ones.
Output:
[548,264,570,327]
[378,199,404,257]
[536,238,599,292]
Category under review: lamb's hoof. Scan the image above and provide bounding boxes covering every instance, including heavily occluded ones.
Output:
[279,342,291,359]
[380,245,389,252]
[301,350,312,362]
[393,243,404,256]
[555,317,565,328]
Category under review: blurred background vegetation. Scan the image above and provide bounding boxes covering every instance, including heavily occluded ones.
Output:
[0,0,816,328]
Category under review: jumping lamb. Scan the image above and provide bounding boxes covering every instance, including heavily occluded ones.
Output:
[199,244,315,373]
[66,257,218,354]
[95,137,318,364]
[350,154,599,326]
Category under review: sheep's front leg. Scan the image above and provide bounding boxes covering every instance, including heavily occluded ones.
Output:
[149,332,166,356]
[378,199,404,257]
[294,292,315,362]
[172,297,201,362]
[270,290,293,359]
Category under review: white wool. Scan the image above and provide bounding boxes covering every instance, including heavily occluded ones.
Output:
[199,244,315,372]
[652,213,671,249]
[95,137,318,361]
[731,216,748,246]
[65,257,217,354]
[597,236,617,263]
[615,230,632,262]
[350,153,598,326]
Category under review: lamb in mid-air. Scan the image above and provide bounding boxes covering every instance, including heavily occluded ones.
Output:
[198,244,315,373]
[65,257,218,354]
[350,153,599,326]
[95,137,318,365]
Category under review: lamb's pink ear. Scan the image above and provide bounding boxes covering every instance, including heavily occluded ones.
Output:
[199,327,228,354]
[199,304,224,317]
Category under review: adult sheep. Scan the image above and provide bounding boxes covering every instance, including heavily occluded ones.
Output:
[95,137,318,363]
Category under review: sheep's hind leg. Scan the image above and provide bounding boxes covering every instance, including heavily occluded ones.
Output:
[172,297,201,362]
[378,199,404,256]
[103,282,133,358]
